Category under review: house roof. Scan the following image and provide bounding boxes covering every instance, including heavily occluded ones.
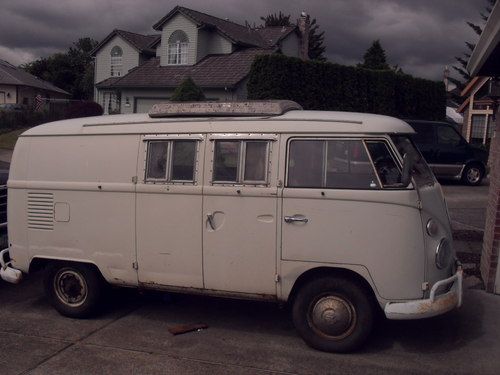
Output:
[0,60,69,95]
[152,6,296,48]
[255,26,297,47]
[460,76,490,97]
[105,48,273,89]
[91,29,160,56]
[95,77,121,88]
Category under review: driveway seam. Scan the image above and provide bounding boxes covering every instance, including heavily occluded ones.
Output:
[78,341,300,375]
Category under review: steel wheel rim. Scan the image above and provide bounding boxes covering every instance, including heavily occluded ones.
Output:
[54,269,88,307]
[466,167,481,183]
[307,294,357,340]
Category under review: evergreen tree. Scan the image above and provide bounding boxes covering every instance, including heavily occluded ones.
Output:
[359,40,390,70]
[171,77,205,102]
[308,18,326,61]
[260,11,291,27]
[259,12,326,61]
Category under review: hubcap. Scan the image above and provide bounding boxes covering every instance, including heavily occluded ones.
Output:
[309,295,356,339]
[54,269,87,307]
[467,167,481,183]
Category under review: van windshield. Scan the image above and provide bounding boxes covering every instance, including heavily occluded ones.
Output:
[391,135,435,187]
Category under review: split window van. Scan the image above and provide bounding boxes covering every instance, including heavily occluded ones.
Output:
[0,101,463,352]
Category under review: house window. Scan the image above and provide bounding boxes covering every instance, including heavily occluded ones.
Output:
[167,30,189,65]
[110,46,123,77]
[470,115,488,145]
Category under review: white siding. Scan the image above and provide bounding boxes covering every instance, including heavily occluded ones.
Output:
[94,35,140,84]
[159,14,198,66]
[0,85,16,104]
[197,29,233,62]
[280,33,300,58]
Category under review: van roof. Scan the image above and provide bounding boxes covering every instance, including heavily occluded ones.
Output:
[21,110,415,137]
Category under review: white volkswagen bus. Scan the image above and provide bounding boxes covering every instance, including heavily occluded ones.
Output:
[0,101,462,352]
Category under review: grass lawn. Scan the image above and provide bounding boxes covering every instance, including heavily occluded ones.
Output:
[0,128,30,150]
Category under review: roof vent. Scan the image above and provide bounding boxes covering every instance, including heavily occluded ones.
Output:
[149,100,303,118]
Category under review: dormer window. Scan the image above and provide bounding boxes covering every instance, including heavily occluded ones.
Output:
[167,30,189,65]
[110,46,123,77]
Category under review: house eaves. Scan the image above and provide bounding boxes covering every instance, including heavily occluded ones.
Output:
[90,29,159,56]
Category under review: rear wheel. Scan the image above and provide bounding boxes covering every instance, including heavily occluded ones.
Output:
[44,262,104,318]
[292,276,374,353]
[461,163,484,186]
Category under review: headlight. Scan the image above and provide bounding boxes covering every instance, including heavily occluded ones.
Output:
[426,218,438,237]
[436,238,452,269]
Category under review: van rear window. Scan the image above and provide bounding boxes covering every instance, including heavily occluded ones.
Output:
[145,140,197,182]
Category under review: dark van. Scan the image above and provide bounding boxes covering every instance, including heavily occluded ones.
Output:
[405,120,488,186]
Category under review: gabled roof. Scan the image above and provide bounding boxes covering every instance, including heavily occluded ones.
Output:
[255,26,297,47]
[0,60,69,95]
[91,29,160,56]
[105,48,274,89]
[460,76,490,97]
[153,6,295,48]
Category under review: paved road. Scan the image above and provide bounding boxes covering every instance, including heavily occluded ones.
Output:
[441,179,489,232]
[0,273,499,375]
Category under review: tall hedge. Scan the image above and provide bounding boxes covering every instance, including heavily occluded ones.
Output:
[247,54,446,121]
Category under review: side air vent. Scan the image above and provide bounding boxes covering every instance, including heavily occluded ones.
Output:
[27,192,54,230]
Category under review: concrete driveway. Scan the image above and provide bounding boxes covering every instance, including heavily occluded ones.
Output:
[1,272,499,375]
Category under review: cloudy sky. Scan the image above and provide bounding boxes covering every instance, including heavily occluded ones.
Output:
[0,0,488,80]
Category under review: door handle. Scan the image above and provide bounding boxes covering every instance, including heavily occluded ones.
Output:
[284,215,309,224]
[207,213,216,230]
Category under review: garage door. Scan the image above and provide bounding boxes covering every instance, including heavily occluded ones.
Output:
[134,98,169,113]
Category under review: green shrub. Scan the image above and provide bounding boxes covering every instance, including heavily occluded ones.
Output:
[247,54,446,120]
[171,77,205,102]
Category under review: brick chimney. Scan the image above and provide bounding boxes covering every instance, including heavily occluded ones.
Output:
[298,12,310,61]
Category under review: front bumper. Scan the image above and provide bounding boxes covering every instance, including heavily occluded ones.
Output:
[384,266,463,320]
[0,248,23,284]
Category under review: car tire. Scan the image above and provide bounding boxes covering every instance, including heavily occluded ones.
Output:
[292,276,374,353]
[461,163,484,186]
[44,262,104,318]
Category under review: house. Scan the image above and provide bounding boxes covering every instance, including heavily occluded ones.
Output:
[0,59,69,107]
[457,76,497,147]
[466,0,499,294]
[91,6,308,114]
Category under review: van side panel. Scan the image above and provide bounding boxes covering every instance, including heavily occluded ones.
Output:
[11,134,139,286]
[7,137,31,272]
[281,189,424,300]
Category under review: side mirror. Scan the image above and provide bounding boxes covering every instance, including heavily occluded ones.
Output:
[401,153,413,187]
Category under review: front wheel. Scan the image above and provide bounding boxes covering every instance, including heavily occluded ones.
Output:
[461,163,484,186]
[292,276,374,353]
[44,262,104,318]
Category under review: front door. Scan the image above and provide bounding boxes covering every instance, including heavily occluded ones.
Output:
[202,136,278,295]
[281,136,424,300]
[136,134,205,288]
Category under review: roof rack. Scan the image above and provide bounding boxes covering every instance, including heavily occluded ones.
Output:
[148,100,302,118]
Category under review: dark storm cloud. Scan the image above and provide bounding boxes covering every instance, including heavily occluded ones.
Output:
[0,0,486,79]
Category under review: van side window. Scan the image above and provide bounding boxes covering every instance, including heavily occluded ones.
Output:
[365,141,402,187]
[287,139,380,189]
[145,140,197,182]
[213,140,269,184]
